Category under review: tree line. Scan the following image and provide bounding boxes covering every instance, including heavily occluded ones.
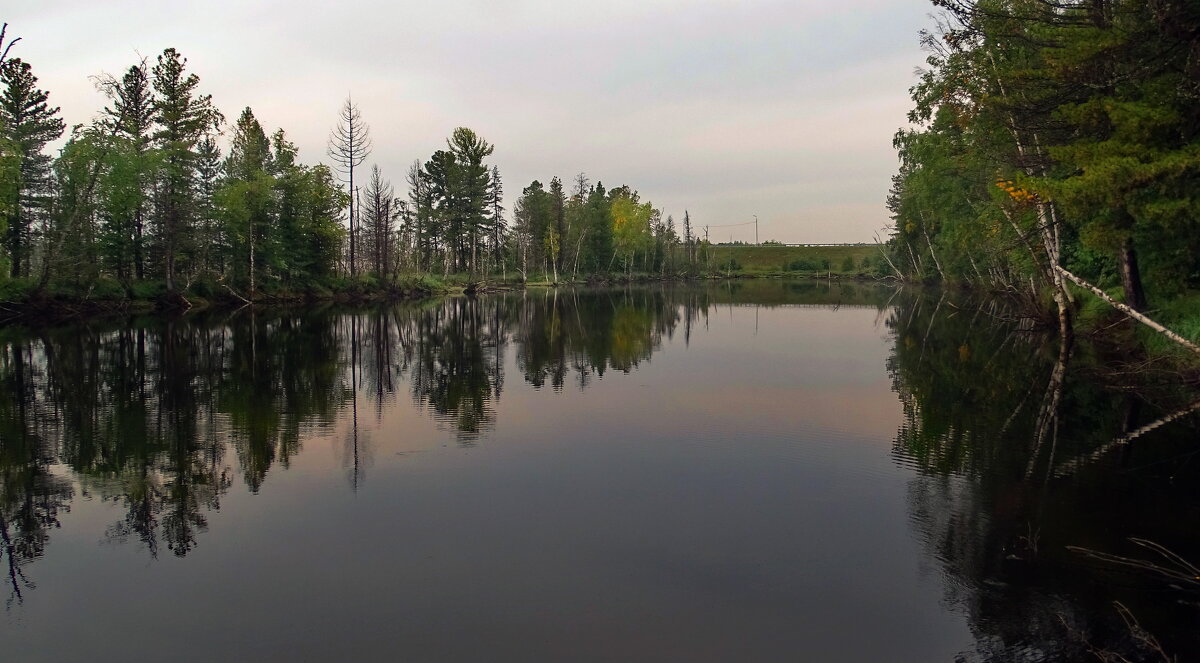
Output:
[511,177,708,282]
[0,28,710,306]
[886,1,1200,346]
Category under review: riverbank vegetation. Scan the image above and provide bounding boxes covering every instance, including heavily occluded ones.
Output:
[886,1,1200,360]
[0,23,782,318]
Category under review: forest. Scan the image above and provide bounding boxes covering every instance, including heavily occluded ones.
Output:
[0,26,715,312]
[886,0,1200,357]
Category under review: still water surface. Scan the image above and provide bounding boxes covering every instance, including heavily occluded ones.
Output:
[1,282,1197,661]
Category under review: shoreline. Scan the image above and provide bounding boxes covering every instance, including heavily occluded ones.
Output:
[0,271,885,327]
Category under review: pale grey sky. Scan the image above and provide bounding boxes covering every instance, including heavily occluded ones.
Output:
[11,0,930,243]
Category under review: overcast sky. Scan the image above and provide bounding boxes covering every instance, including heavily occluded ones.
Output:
[12,0,931,243]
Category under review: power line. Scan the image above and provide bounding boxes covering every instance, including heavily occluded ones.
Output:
[704,220,758,228]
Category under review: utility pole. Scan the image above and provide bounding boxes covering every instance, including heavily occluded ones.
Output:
[754,215,758,245]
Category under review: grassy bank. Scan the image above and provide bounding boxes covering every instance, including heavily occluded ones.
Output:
[705,244,885,276]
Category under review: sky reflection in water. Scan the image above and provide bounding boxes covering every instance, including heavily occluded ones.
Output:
[1,282,1197,662]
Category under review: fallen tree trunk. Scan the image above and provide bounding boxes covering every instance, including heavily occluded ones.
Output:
[1055,265,1200,356]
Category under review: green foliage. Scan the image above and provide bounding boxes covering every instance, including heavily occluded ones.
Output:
[129,279,166,300]
[888,0,1200,332]
[610,187,653,275]
[0,39,733,302]
[151,47,223,291]
[717,256,742,272]
[0,57,65,278]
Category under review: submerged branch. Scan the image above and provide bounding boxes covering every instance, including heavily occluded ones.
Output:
[1068,538,1200,588]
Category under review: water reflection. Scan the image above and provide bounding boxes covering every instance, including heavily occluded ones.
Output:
[0,285,756,602]
[0,282,1196,662]
[887,288,1200,661]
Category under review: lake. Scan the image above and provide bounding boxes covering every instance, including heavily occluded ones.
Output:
[1,282,1197,662]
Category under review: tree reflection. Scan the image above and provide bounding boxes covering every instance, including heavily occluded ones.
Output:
[0,284,735,599]
[0,341,73,606]
[409,297,504,440]
[887,288,1200,661]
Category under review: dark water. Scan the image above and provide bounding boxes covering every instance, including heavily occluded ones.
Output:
[1,282,1197,662]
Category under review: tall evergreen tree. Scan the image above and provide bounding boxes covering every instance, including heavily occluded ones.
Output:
[300,164,348,280]
[217,107,272,295]
[151,48,221,295]
[98,59,154,280]
[406,159,435,272]
[549,176,565,274]
[585,182,612,272]
[513,180,551,277]
[423,148,458,273]
[445,127,494,274]
[0,58,64,278]
[487,164,504,274]
[193,136,222,278]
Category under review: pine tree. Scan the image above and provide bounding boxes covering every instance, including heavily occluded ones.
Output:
[585,182,612,273]
[193,136,222,278]
[406,159,434,272]
[151,48,221,295]
[423,149,458,273]
[487,164,505,275]
[271,129,307,283]
[302,164,348,280]
[0,58,64,277]
[98,60,154,280]
[217,107,272,295]
[446,127,493,274]
[549,176,565,274]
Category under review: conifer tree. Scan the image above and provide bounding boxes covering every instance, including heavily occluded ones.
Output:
[406,159,434,272]
[549,176,565,274]
[151,48,221,295]
[0,58,64,277]
[217,107,272,295]
[487,164,505,275]
[193,136,222,278]
[446,127,493,274]
[97,60,154,280]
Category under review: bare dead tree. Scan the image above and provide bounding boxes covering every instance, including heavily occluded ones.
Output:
[360,164,394,279]
[0,23,20,67]
[327,96,371,276]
